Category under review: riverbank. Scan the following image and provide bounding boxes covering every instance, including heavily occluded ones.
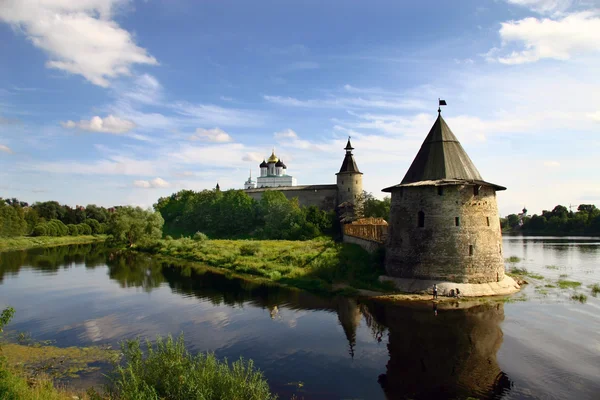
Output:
[0,235,107,252]
[134,237,391,294]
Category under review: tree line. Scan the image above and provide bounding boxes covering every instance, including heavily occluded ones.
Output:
[501,204,600,235]
[154,189,336,240]
[0,198,111,237]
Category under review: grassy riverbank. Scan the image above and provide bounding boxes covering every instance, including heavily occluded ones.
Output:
[0,235,107,252]
[134,237,389,294]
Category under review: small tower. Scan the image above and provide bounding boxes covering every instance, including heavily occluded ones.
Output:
[336,137,363,206]
[215,182,220,191]
[259,160,268,177]
[267,149,278,176]
[382,110,506,284]
[244,170,256,190]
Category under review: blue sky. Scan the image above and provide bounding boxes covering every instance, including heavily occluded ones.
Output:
[1,0,599,215]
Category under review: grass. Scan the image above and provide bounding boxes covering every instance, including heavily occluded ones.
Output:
[505,256,521,263]
[133,237,389,295]
[589,283,600,296]
[106,334,276,400]
[0,235,107,252]
[545,265,560,270]
[559,274,569,278]
[557,280,582,289]
[507,267,544,280]
[571,293,587,303]
[0,361,91,400]
[0,342,119,380]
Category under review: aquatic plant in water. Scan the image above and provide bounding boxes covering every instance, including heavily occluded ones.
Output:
[557,280,582,289]
[571,293,587,303]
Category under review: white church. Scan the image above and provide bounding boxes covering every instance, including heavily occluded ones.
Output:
[244,150,297,189]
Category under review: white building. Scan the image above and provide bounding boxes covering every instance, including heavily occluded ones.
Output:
[244,170,256,190]
[250,150,296,188]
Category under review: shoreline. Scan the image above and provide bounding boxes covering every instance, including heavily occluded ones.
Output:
[0,235,107,252]
[126,237,523,303]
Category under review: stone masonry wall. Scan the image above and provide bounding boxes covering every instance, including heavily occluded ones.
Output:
[343,234,383,253]
[385,184,505,284]
[336,173,363,205]
[245,185,338,211]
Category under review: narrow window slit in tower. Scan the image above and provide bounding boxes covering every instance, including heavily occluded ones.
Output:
[473,186,479,196]
[469,245,474,256]
[455,217,460,226]
[418,211,425,228]
[348,188,350,192]
[437,187,443,196]
[486,217,490,226]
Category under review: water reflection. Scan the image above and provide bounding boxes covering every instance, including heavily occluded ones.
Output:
[0,245,536,399]
[105,252,512,399]
[365,301,512,400]
[0,243,107,283]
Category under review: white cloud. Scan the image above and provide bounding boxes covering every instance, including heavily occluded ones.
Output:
[489,12,600,64]
[0,0,158,87]
[173,102,265,127]
[25,156,159,176]
[133,180,151,188]
[62,115,136,134]
[189,128,233,143]
[0,144,13,154]
[121,74,162,105]
[133,177,170,189]
[274,128,298,139]
[263,95,426,110]
[505,0,574,15]
[242,152,263,162]
[543,160,561,167]
[588,110,600,122]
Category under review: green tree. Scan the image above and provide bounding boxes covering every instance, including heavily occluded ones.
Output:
[85,204,109,223]
[108,206,164,246]
[32,201,66,221]
[0,200,27,237]
[85,218,102,234]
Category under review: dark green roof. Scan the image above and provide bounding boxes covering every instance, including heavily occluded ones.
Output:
[382,113,505,192]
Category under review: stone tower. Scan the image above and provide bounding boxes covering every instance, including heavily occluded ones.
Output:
[382,112,506,284]
[336,137,363,206]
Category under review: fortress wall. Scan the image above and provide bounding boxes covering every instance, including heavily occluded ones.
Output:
[245,185,339,210]
[385,184,505,284]
[343,234,383,253]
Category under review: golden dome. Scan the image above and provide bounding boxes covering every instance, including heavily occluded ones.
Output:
[267,150,279,163]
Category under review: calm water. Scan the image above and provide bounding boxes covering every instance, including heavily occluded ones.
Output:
[1,237,599,399]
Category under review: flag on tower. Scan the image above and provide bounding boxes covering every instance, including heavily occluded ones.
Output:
[439,99,447,106]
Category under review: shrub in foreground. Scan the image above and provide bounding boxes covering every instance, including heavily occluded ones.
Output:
[109,334,276,400]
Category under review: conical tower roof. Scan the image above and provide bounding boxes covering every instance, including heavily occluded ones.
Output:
[337,137,362,174]
[383,113,505,191]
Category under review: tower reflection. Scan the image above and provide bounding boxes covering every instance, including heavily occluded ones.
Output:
[364,301,512,400]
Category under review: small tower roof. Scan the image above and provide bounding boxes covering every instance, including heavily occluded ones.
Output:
[275,160,284,167]
[344,138,354,151]
[337,137,362,174]
[259,160,268,168]
[383,113,505,191]
[267,149,279,163]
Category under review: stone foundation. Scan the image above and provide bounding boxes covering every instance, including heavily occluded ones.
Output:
[379,275,520,297]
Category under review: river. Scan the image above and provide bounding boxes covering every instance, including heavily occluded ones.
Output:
[0,236,599,399]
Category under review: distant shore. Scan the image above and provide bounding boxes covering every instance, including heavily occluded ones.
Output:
[0,235,107,252]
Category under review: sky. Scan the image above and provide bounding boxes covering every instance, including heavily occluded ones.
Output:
[1,0,599,216]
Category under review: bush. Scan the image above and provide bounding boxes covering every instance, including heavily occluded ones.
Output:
[77,223,92,235]
[165,235,174,241]
[86,218,102,234]
[67,224,79,236]
[32,224,47,236]
[109,335,276,400]
[47,219,68,236]
[193,231,209,242]
[240,242,261,256]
